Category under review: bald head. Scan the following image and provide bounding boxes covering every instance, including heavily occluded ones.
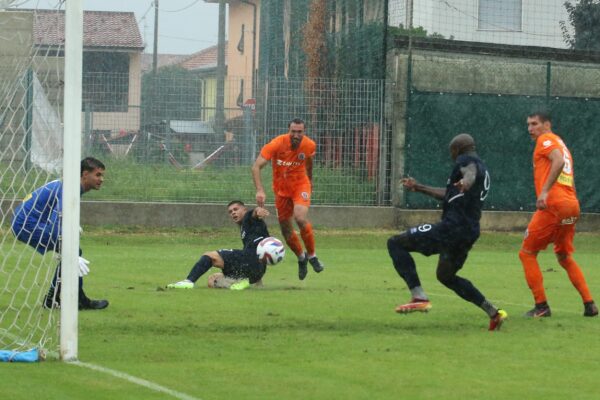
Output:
[449,133,476,160]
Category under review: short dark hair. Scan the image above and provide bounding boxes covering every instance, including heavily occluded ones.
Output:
[528,111,552,123]
[288,118,305,128]
[81,157,105,175]
[227,200,245,208]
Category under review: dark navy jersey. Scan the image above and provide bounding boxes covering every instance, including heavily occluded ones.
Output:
[240,208,270,250]
[441,153,490,238]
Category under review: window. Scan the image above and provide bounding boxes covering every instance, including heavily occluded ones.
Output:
[82,52,129,112]
[478,0,522,31]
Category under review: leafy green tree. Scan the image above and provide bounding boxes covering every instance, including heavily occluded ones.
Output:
[560,0,600,50]
[388,24,447,39]
[141,66,203,126]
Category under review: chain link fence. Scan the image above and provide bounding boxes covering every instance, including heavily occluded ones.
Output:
[71,72,389,206]
[386,0,600,213]
[3,1,600,211]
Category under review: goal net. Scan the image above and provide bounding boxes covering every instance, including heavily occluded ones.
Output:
[0,3,68,358]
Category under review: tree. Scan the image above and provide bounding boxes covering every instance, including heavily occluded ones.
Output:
[141,66,203,126]
[388,24,448,40]
[560,0,600,50]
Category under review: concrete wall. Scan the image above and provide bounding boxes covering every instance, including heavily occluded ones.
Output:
[76,202,398,229]
[2,199,599,232]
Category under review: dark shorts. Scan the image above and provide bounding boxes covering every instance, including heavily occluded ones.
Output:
[217,249,266,283]
[401,222,477,269]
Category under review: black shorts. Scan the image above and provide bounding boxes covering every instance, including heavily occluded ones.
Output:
[217,249,266,283]
[402,222,476,269]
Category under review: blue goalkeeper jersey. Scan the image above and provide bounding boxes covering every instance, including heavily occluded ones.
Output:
[12,179,63,232]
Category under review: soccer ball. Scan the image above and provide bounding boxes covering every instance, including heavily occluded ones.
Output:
[256,237,285,265]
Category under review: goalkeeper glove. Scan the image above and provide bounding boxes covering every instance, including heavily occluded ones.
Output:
[230,279,250,291]
[78,257,90,277]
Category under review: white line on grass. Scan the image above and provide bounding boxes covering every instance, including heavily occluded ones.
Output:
[426,290,591,316]
[71,361,201,400]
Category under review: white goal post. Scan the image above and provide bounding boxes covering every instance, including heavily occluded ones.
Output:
[61,0,84,362]
[0,1,83,361]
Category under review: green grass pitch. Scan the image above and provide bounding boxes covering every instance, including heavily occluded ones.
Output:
[2,229,600,399]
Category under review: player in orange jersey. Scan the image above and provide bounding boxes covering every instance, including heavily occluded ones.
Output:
[520,111,597,318]
[252,118,325,280]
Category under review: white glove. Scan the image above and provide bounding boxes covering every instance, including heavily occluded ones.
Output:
[78,257,90,277]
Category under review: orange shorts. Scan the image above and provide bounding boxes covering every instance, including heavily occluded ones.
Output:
[522,201,580,254]
[274,183,312,221]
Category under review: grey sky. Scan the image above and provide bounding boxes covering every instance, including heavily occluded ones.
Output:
[14,0,221,55]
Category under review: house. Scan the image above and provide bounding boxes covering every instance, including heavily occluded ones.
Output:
[141,53,188,73]
[31,9,145,133]
[390,0,569,49]
[177,43,228,121]
[0,9,144,167]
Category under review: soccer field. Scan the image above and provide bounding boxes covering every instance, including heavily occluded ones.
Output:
[2,229,600,400]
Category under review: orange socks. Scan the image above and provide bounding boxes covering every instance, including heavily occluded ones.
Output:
[284,223,316,258]
[300,223,315,257]
[519,250,547,304]
[559,256,593,303]
[285,231,304,257]
[520,250,594,304]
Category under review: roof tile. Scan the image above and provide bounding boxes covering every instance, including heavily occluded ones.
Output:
[33,9,143,49]
[178,43,227,70]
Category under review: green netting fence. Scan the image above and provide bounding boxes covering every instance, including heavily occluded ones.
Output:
[404,91,600,213]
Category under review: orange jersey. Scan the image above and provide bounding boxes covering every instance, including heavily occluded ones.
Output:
[260,133,316,195]
[533,132,577,205]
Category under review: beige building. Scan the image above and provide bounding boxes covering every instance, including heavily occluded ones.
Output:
[16,9,143,132]
[0,9,144,166]
[205,0,260,110]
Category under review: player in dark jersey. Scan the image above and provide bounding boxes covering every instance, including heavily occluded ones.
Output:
[387,134,507,331]
[167,200,271,290]
[11,157,109,310]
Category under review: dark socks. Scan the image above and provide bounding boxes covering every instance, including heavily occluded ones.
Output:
[186,255,213,283]
[480,299,499,318]
[46,263,85,305]
[439,275,485,307]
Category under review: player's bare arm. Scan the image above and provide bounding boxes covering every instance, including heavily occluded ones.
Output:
[252,155,269,207]
[455,163,477,193]
[401,177,446,200]
[537,149,565,210]
[306,157,313,185]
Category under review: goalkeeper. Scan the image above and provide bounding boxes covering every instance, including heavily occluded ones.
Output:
[11,157,109,310]
[167,200,271,290]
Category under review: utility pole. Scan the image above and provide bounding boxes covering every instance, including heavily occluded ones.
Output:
[215,0,226,136]
[152,0,159,75]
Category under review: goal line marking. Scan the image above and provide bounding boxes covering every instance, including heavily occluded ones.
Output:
[71,361,201,400]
